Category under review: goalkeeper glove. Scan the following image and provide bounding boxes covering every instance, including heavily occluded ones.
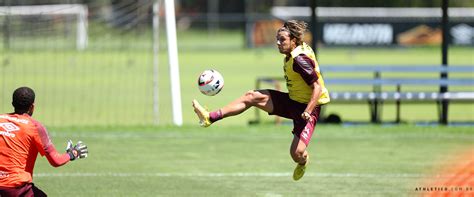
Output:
[66,140,88,161]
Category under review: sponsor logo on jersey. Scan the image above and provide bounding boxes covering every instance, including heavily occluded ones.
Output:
[0,122,20,138]
[0,115,29,124]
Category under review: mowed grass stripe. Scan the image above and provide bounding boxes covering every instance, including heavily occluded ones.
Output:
[35,172,436,178]
[47,127,474,140]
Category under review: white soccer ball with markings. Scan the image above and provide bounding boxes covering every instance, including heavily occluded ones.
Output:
[197,69,224,96]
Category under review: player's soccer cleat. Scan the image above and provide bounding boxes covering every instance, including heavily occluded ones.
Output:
[293,155,309,181]
[192,99,211,127]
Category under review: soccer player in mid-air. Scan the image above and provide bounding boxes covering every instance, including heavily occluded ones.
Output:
[0,87,88,196]
[192,20,330,181]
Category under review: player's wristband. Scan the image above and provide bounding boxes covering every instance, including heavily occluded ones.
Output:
[68,151,76,161]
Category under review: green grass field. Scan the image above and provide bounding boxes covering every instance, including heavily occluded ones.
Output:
[32,125,473,196]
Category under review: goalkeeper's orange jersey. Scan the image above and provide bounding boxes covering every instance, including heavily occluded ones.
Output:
[0,113,63,187]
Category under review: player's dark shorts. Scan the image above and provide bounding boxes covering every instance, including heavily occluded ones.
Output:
[0,183,47,197]
[267,89,321,146]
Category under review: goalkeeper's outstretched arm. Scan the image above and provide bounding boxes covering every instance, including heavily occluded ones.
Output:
[43,140,88,167]
[33,120,88,167]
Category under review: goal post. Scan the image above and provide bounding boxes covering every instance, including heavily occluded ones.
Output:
[152,0,183,126]
[164,0,183,126]
[0,4,88,50]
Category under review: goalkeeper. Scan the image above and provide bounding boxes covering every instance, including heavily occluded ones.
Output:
[193,20,330,181]
[0,87,88,196]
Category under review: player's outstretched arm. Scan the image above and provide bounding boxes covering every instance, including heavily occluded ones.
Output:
[66,140,89,160]
[33,119,88,166]
[44,144,71,167]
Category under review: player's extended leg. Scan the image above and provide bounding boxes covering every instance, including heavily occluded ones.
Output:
[192,90,273,127]
[290,136,309,181]
[221,90,273,117]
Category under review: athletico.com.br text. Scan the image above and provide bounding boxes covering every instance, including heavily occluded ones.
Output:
[415,186,473,192]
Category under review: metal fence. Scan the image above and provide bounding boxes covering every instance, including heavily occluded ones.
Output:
[1,1,157,126]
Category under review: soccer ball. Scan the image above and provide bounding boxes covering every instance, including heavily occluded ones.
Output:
[197,69,224,96]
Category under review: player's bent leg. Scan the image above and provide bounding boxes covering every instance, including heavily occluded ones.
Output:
[290,136,308,164]
[192,99,211,127]
[291,137,309,181]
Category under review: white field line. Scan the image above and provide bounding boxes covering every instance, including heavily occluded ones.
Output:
[34,172,447,178]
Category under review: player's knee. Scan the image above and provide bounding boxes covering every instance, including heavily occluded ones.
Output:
[243,90,259,105]
[244,90,256,98]
[296,149,305,158]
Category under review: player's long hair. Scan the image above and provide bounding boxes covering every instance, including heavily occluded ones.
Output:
[279,20,308,46]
